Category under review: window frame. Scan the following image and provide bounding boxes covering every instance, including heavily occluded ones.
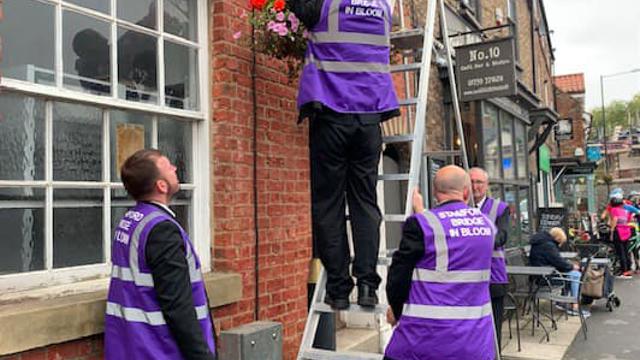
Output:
[478,100,530,248]
[0,0,211,293]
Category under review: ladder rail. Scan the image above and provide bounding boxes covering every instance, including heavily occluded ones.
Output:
[403,0,438,217]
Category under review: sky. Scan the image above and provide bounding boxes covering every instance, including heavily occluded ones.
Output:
[544,0,640,111]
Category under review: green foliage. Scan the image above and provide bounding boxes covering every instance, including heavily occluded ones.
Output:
[589,93,640,141]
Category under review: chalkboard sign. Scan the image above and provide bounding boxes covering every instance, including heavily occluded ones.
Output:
[537,207,567,232]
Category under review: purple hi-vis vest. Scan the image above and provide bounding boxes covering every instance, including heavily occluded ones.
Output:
[480,197,509,285]
[297,0,399,114]
[385,202,496,360]
[104,202,215,360]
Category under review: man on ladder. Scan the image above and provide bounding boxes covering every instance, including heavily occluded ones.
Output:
[384,166,496,360]
[288,0,400,309]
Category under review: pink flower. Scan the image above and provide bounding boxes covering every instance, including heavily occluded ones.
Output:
[232,31,242,40]
[276,11,285,22]
[267,20,276,30]
[288,13,299,32]
[277,26,289,36]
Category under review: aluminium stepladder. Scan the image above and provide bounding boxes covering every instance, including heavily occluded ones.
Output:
[297,0,499,358]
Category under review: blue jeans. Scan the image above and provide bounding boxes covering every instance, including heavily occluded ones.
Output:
[566,270,581,300]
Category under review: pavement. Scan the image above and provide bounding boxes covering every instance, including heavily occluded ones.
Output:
[564,276,640,360]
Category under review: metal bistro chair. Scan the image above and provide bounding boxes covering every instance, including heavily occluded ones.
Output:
[535,256,592,341]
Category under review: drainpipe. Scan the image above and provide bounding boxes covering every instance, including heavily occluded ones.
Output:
[251,17,260,322]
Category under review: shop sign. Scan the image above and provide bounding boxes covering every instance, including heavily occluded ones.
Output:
[539,144,551,173]
[537,207,567,232]
[586,145,602,162]
[456,37,517,102]
[555,118,573,140]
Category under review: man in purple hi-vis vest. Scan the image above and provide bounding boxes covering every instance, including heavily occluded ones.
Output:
[470,167,510,351]
[288,0,399,309]
[385,166,496,360]
[105,149,216,360]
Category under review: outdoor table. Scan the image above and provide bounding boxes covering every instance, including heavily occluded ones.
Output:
[588,258,610,265]
[507,266,556,276]
[560,252,578,259]
[506,266,558,342]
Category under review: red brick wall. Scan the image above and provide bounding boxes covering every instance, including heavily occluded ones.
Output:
[0,336,103,360]
[209,1,312,360]
[555,89,586,159]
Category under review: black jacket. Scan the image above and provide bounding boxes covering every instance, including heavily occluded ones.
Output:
[145,203,216,360]
[528,231,573,273]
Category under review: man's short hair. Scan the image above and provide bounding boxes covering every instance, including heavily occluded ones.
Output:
[121,149,162,201]
[469,167,489,180]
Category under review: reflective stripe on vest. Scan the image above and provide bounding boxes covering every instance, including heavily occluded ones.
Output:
[106,301,209,326]
[423,210,449,272]
[309,0,391,46]
[402,302,493,320]
[123,211,202,287]
[488,199,501,223]
[305,52,390,73]
[412,268,490,283]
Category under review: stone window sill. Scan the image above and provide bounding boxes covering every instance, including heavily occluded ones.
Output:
[0,272,242,356]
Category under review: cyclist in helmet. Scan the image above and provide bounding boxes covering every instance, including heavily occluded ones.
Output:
[602,190,635,277]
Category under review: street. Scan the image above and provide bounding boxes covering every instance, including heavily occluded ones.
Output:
[564,277,640,359]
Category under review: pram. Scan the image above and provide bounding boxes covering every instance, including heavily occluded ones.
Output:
[580,255,622,312]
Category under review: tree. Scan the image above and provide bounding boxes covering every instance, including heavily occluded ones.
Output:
[589,93,640,141]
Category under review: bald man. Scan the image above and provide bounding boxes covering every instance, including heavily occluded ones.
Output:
[469,167,510,351]
[384,166,496,360]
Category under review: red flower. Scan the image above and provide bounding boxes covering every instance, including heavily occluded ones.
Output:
[273,0,286,12]
[250,0,266,10]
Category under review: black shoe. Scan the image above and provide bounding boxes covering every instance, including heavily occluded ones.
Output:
[324,294,350,310]
[357,284,378,307]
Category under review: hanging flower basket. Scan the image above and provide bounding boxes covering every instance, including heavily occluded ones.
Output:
[241,0,308,78]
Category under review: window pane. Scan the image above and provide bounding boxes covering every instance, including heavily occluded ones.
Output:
[0,0,55,85]
[110,110,154,180]
[515,121,527,179]
[501,113,515,179]
[63,10,111,96]
[158,117,192,183]
[65,0,110,14]
[118,27,158,104]
[53,189,103,268]
[0,188,45,274]
[164,0,198,41]
[519,187,530,239]
[489,184,502,201]
[482,104,500,178]
[0,94,46,181]
[165,41,199,110]
[172,189,192,231]
[53,102,103,181]
[504,186,520,247]
[118,0,157,29]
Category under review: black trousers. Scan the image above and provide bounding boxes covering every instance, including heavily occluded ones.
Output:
[310,116,382,298]
[491,295,504,352]
[613,231,631,273]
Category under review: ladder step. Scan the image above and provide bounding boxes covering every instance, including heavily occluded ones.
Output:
[390,28,425,50]
[424,150,463,157]
[378,173,410,181]
[302,348,384,360]
[313,302,388,315]
[398,98,418,106]
[389,63,422,73]
[382,134,414,144]
[384,214,406,222]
